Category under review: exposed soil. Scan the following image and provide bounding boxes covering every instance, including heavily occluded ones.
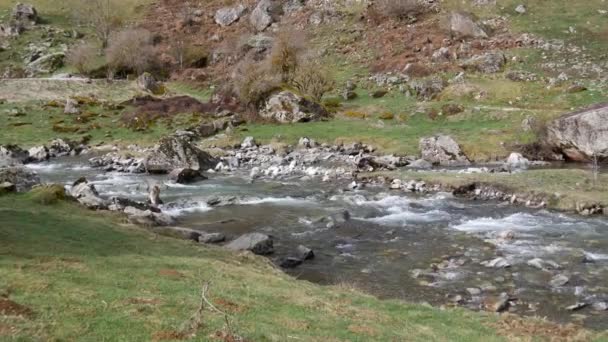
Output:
[0,298,34,318]
[492,314,591,341]
[157,268,185,279]
[214,298,246,314]
[151,330,187,341]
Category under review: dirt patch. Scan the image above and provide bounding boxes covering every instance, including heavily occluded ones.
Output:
[348,324,377,336]
[125,297,162,305]
[491,314,592,341]
[158,269,185,279]
[0,298,34,318]
[0,323,16,336]
[151,330,187,341]
[215,298,246,314]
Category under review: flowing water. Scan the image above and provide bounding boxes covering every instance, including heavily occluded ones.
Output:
[28,156,608,329]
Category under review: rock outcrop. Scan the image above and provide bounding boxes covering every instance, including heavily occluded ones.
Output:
[259,91,329,123]
[250,0,281,32]
[546,103,608,161]
[445,11,488,39]
[70,178,107,209]
[144,133,218,173]
[419,135,470,166]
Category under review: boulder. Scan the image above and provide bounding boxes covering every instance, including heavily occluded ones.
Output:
[226,232,274,255]
[198,232,226,244]
[0,182,16,195]
[250,0,281,32]
[64,98,80,114]
[168,168,207,184]
[148,184,163,207]
[0,145,29,166]
[407,159,433,169]
[279,257,303,268]
[259,91,329,123]
[144,134,218,173]
[70,178,107,209]
[26,52,64,75]
[241,136,257,149]
[410,77,446,101]
[545,103,608,161]
[0,21,24,37]
[215,4,247,27]
[446,11,488,39]
[49,138,75,156]
[124,206,174,227]
[461,52,506,74]
[504,152,529,170]
[27,145,50,163]
[295,245,314,260]
[419,135,470,166]
[0,167,39,192]
[12,3,38,25]
[136,72,162,94]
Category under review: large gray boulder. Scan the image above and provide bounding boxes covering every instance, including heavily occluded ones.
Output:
[259,91,329,123]
[410,77,446,101]
[546,103,608,162]
[226,233,274,255]
[26,52,65,75]
[461,52,506,73]
[445,11,488,39]
[419,135,470,166]
[0,166,40,192]
[27,145,50,163]
[144,134,218,174]
[70,178,107,209]
[250,0,281,32]
[215,4,247,27]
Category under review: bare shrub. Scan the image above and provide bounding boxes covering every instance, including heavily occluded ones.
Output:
[373,0,427,20]
[268,29,306,83]
[232,59,280,112]
[66,42,99,75]
[291,62,335,102]
[106,28,158,76]
[73,0,123,48]
[170,39,208,70]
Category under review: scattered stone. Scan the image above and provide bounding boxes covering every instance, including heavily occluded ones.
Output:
[250,0,279,32]
[407,159,433,169]
[410,77,446,101]
[527,258,561,271]
[591,302,608,311]
[214,4,247,27]
[505,152,529,170]
[226,232,274,255]
[490,292,511,312]
[483,257,511,268]
[461,52,507,73]
[168,168,207,184]
[125,207,174,227]
[137,72,162,94]
[0,145,29,166]
[241,136,257,149]
[64,98,79,114]
[467,288,482,296]
[419,135,470,166]
[279,257,303,268]
[549,274,570,287]
[515,4,527,14]
[27,145,50,163]
[371,89,388,98]
[12,3,38,25]
[0,181,16,194]
[566,303,588,311]
[296,245,314,260]
[148,184,163,207]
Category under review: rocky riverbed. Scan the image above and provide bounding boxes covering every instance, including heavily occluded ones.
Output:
[17,145,608,330]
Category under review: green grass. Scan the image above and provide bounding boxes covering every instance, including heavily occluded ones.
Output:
[373,169,608,212]
[0,100,201,147]
[0,194,565,341]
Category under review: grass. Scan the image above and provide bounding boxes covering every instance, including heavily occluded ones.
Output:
[0,193,582,341]
[373,169,608,211]
[0,100,201,147]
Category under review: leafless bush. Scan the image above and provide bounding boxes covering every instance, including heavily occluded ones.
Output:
[66,42,99,75]
[106,28,158,76]
[292,62,336,102]
[73,0,123,48]
[268,29,306,83]
[170,39,207,70]
[373,0,427,20]
[232,59,280,110]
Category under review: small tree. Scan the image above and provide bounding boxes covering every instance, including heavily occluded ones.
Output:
[73,0,123,48]
[232,59,280,110]
[106,28,158,76]
[66,42,99,75]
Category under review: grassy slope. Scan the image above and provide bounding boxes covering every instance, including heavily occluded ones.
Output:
[0,194,536,341]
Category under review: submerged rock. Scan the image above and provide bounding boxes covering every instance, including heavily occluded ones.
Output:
[0,145,29,166]
[168,168,207,184]
[198,232,226,244]
[226,233,274,255]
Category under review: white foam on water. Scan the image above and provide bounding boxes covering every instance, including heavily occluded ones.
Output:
[365,209,452,225]
[451,213,547,233]
[584,251,608,261]
[240,196,313,206]
[162,202,213,216]
[25,163,62,171]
